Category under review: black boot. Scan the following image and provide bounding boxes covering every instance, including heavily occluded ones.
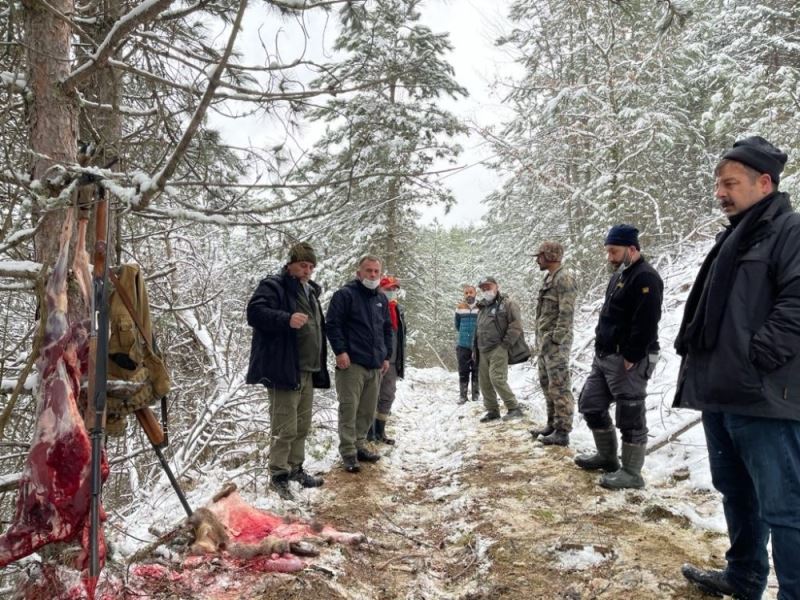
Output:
[458,381,468,404]
[540,429,569,446]
[574,428,620,472]
[356,447,381,463]
[374,419,395,445]
[529,423,555,438]
[367,422,376,441]
[290,464,324,488]
[342,455,361,473]
[270,472,294,500]
[471,377,480,401]
[479,410,500,422]
[681,564,743,598]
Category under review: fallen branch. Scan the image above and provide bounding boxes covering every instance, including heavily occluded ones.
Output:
[647,415,703,455]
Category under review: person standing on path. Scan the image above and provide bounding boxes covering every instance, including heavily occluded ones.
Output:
[674,137,800,600]
[574,225,663,490]
[530,241,577,447]
[246,242,329,500]
[455,285,480,404]
[326,255,392,473]
[473,276,525,423]
[371,275,406,445]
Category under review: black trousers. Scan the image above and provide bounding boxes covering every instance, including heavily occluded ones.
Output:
[456,346,478,391]
[578,353,651,444]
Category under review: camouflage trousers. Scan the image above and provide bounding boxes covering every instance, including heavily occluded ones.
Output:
[537,342,574,432]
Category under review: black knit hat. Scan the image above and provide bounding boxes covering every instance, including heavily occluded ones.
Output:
[722,136,788,184]
[288,242,317,265]
[604,224,640,249]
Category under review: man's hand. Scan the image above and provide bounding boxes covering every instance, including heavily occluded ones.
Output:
[289,312,309,329]
[623,359,635,371]
[336,352,351,369]
[381,360,390,375]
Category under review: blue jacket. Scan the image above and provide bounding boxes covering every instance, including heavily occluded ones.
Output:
[245,269,330,390]
[454,303,478,348]
[326,279,393,370]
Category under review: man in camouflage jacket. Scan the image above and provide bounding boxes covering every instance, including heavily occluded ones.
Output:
[530,241,577,447]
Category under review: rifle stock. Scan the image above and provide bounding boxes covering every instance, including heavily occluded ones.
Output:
[135,407,165,448]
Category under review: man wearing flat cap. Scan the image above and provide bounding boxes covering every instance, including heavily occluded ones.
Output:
[473,276,527,422]
[675,137,800,599]
[246,242,330,500]
[530,241,577,447]
[574,225,663,490]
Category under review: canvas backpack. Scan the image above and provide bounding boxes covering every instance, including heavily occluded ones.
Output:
[106,263,170,434]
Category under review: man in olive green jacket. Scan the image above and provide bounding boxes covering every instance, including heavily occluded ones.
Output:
[473,277,524,422]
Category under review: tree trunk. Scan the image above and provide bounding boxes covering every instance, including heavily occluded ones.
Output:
[25,0,78,266]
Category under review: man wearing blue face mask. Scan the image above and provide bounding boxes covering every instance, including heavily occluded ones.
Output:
[473,276,525,422]
[326,255,393,473]
[455,285,480,404]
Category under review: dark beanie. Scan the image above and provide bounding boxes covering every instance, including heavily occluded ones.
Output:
[722,136,788,184]
[604,224,640,249]
[288,241,317,265]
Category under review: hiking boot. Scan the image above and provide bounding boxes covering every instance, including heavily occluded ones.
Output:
[501,407,523,421]
[374,419,395,445]
[681,564,741,598]
[342,455,361,473]
[479,410,501,423]
[574,428,620,472]
[270,473,294,500]
[530,423,555,438]
[600,442,646,489]
[356,447,381,463]
[540,430,569,446]
[290,465,324,488]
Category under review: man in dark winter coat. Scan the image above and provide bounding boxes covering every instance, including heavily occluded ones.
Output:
[675,137,800,600]
[246,242,330,500]
[326,255,393,473]
[575,225,663,490]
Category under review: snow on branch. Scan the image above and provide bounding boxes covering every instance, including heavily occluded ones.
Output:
[0,72,27,95]
[61,0,178,92]
[138,0,249,209]
[0,261,44,280]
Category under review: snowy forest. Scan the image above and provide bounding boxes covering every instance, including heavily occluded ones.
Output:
[0,0,797,597]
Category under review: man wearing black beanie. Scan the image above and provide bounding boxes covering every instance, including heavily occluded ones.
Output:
[574,224,663,490]
[675,137,800,600]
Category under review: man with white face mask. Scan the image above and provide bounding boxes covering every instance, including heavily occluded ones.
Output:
[575,225,663,490]
[473,277,525,422]
[326,255,393,473]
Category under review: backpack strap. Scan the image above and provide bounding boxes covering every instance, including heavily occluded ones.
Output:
[108,267,156,357]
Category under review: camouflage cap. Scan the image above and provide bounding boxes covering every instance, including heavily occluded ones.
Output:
[535,241,564,262]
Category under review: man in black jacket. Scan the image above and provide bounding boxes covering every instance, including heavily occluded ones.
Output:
[246,242,330,500]
[575,225,663,490]
[675,137,800,600]
[326,255,393,473]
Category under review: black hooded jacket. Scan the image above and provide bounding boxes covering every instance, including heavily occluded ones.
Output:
[245,269,330,390]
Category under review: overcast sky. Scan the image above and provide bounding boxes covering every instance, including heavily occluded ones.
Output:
[211,0,518,228]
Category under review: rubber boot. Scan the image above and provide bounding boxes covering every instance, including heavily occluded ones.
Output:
[600,442,646,489]
[574,428,620,472]
[374,419,395,445]
[458,381,468,405]
[471,387,480,402]
[366,422,375,442]
[270,472,294,500]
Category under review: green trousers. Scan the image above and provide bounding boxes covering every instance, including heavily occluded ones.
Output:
[268,371,314,476]
[479,345,519,412]
[335,363,380,457]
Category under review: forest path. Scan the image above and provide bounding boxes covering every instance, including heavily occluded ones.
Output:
[291,368,732,600]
